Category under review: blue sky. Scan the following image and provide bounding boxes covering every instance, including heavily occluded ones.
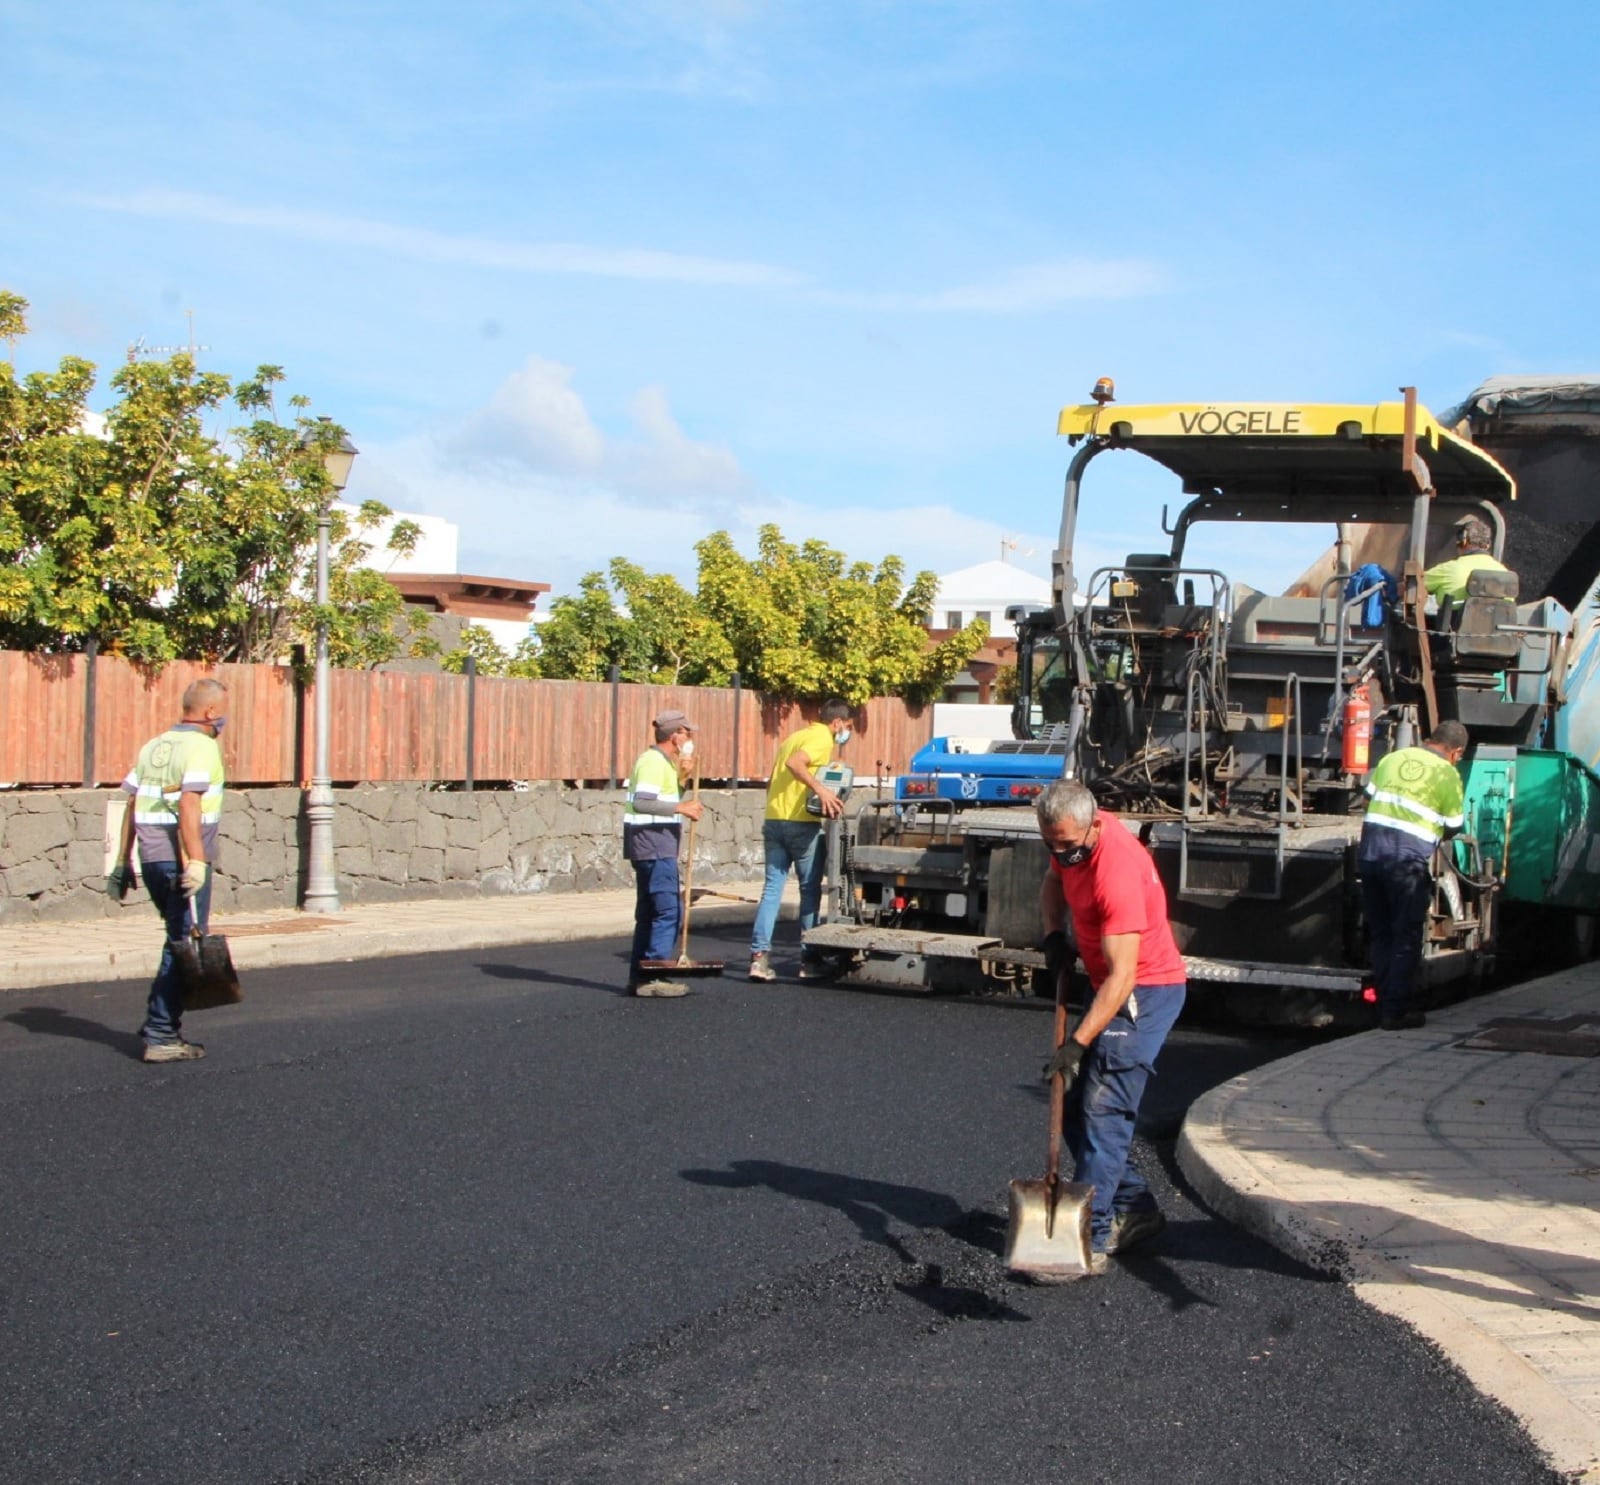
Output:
[5,0,1597,600]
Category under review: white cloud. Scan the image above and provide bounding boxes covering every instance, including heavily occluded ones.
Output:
[612,384,748,497]
[353,362,1057,601]
[445,357,751,508]
[79,189,807,289]
[450,358,608,472]
[78,190,1165,312]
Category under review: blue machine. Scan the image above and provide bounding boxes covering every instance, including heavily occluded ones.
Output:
[895,737,1068,806]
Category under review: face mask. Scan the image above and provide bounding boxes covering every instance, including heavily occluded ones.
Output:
[834,728,851,747]
[211,716,227,735]
[1051,826,1096,868]
[679,738,695,759]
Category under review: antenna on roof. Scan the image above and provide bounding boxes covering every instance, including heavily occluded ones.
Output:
[127,309,210,364]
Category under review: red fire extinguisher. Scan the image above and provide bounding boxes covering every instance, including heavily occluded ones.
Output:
[1342,684,1372,775]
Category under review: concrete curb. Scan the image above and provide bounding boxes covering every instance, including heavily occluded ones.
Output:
[1178,1079,1600,1481]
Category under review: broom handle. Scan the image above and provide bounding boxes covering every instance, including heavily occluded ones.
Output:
[675,756,701,963]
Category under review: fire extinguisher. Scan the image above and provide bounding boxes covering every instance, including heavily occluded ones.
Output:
[1342,684,1372,775]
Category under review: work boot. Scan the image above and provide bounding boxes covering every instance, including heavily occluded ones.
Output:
[634,979,689,998]
[1107,1206,1166,1255]
[143,1039,205,1063]
[797,956,835,982]
[747,952,776,983]
[1379,1010,1427,1031]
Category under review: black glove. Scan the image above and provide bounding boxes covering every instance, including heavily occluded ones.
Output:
[1042,1040,1086,1089]
[106,865,135,903]
[1041,930,1071,981]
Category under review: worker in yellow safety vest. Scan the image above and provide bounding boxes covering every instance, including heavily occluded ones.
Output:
[1357,720,1468,1031]
[1424,514,1510,605]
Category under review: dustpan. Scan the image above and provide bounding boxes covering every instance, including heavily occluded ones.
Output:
[1005,965,1094,1280]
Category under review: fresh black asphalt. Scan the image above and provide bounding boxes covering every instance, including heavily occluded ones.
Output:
[0,923,1559,1484]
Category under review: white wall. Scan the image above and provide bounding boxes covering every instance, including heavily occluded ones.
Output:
[933,560,1051,638]
[470,616,538,653]
[932,702,1015,740]
[337,502,460,574]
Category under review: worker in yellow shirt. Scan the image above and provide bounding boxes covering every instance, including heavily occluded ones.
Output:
[748,698,853,982]
[1425,514,1510,605]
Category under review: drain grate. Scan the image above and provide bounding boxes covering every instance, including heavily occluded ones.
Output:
[1455,1015,1600,1057]
[222,917,341,938]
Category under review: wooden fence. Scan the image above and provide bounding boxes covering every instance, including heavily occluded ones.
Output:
[0,651,934,787]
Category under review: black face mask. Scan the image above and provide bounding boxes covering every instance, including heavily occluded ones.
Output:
[1052,839,1094,868]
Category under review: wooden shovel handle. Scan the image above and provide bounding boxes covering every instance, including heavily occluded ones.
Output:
[675,755,701,963]
[1046,966,1069,1188]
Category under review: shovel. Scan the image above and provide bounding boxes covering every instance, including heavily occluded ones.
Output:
[1004,966,1094,1280]
[639,755,724,979]
[168,926,244,1011]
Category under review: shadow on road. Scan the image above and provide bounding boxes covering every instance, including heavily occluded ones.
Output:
[2,1006,144,1060]
[681,1159,1030,1322]
[474,962,628,996]
[681,1159,963,1261]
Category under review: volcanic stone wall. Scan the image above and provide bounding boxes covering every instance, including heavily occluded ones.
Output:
[0,783,773,925]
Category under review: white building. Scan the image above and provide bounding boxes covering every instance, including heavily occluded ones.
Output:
[932,559,1052,638]
[339,503,549,653]
[339,502,461,578]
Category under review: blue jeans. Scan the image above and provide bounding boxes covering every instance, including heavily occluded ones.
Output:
[1360,856,1432,1018]
[751,819,826,959]
[1066,982,1186,1252]
[630,856,681,975]
[141,860,214,1045]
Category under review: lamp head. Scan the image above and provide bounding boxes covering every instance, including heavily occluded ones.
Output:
[302,415,359,493]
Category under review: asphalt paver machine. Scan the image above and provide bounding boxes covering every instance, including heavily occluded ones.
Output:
[808,384,1600,1024]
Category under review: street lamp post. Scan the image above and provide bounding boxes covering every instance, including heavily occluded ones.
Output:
[303,419,358,914]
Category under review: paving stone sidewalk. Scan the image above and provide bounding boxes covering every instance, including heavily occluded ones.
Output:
[1179,968,1600,1480]
[0,882,772,992]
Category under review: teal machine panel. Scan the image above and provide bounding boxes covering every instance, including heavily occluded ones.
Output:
[1485,750,1600,910]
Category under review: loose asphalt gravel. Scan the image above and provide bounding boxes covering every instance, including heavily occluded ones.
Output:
[0,923,1561,1485]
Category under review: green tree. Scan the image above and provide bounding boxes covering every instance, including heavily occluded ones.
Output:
[0,290,26,360]
[0,293,421,665]
[605,558,736,684]
[440,624,540,678]
[536,525,986,704]
[695,526,986,704]
[535,571,629,681]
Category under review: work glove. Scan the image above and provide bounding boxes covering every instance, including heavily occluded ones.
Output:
[1041,1040,1086,1090]
[1041,929,1071,982]
[105,865,135,902]
[181,860,209,899]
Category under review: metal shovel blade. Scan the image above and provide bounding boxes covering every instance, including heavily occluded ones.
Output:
[1005,1176,1095,1281]
[169,932,243,1011]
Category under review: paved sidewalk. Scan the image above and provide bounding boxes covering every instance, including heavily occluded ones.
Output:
[0,882,772,992]
[1180,968,1600,1481]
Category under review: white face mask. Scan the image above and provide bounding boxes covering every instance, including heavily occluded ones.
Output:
[679,737,695,759]
[834,727,851,747]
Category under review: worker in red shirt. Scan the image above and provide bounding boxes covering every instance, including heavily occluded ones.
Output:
[1036,778,1187,1270]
